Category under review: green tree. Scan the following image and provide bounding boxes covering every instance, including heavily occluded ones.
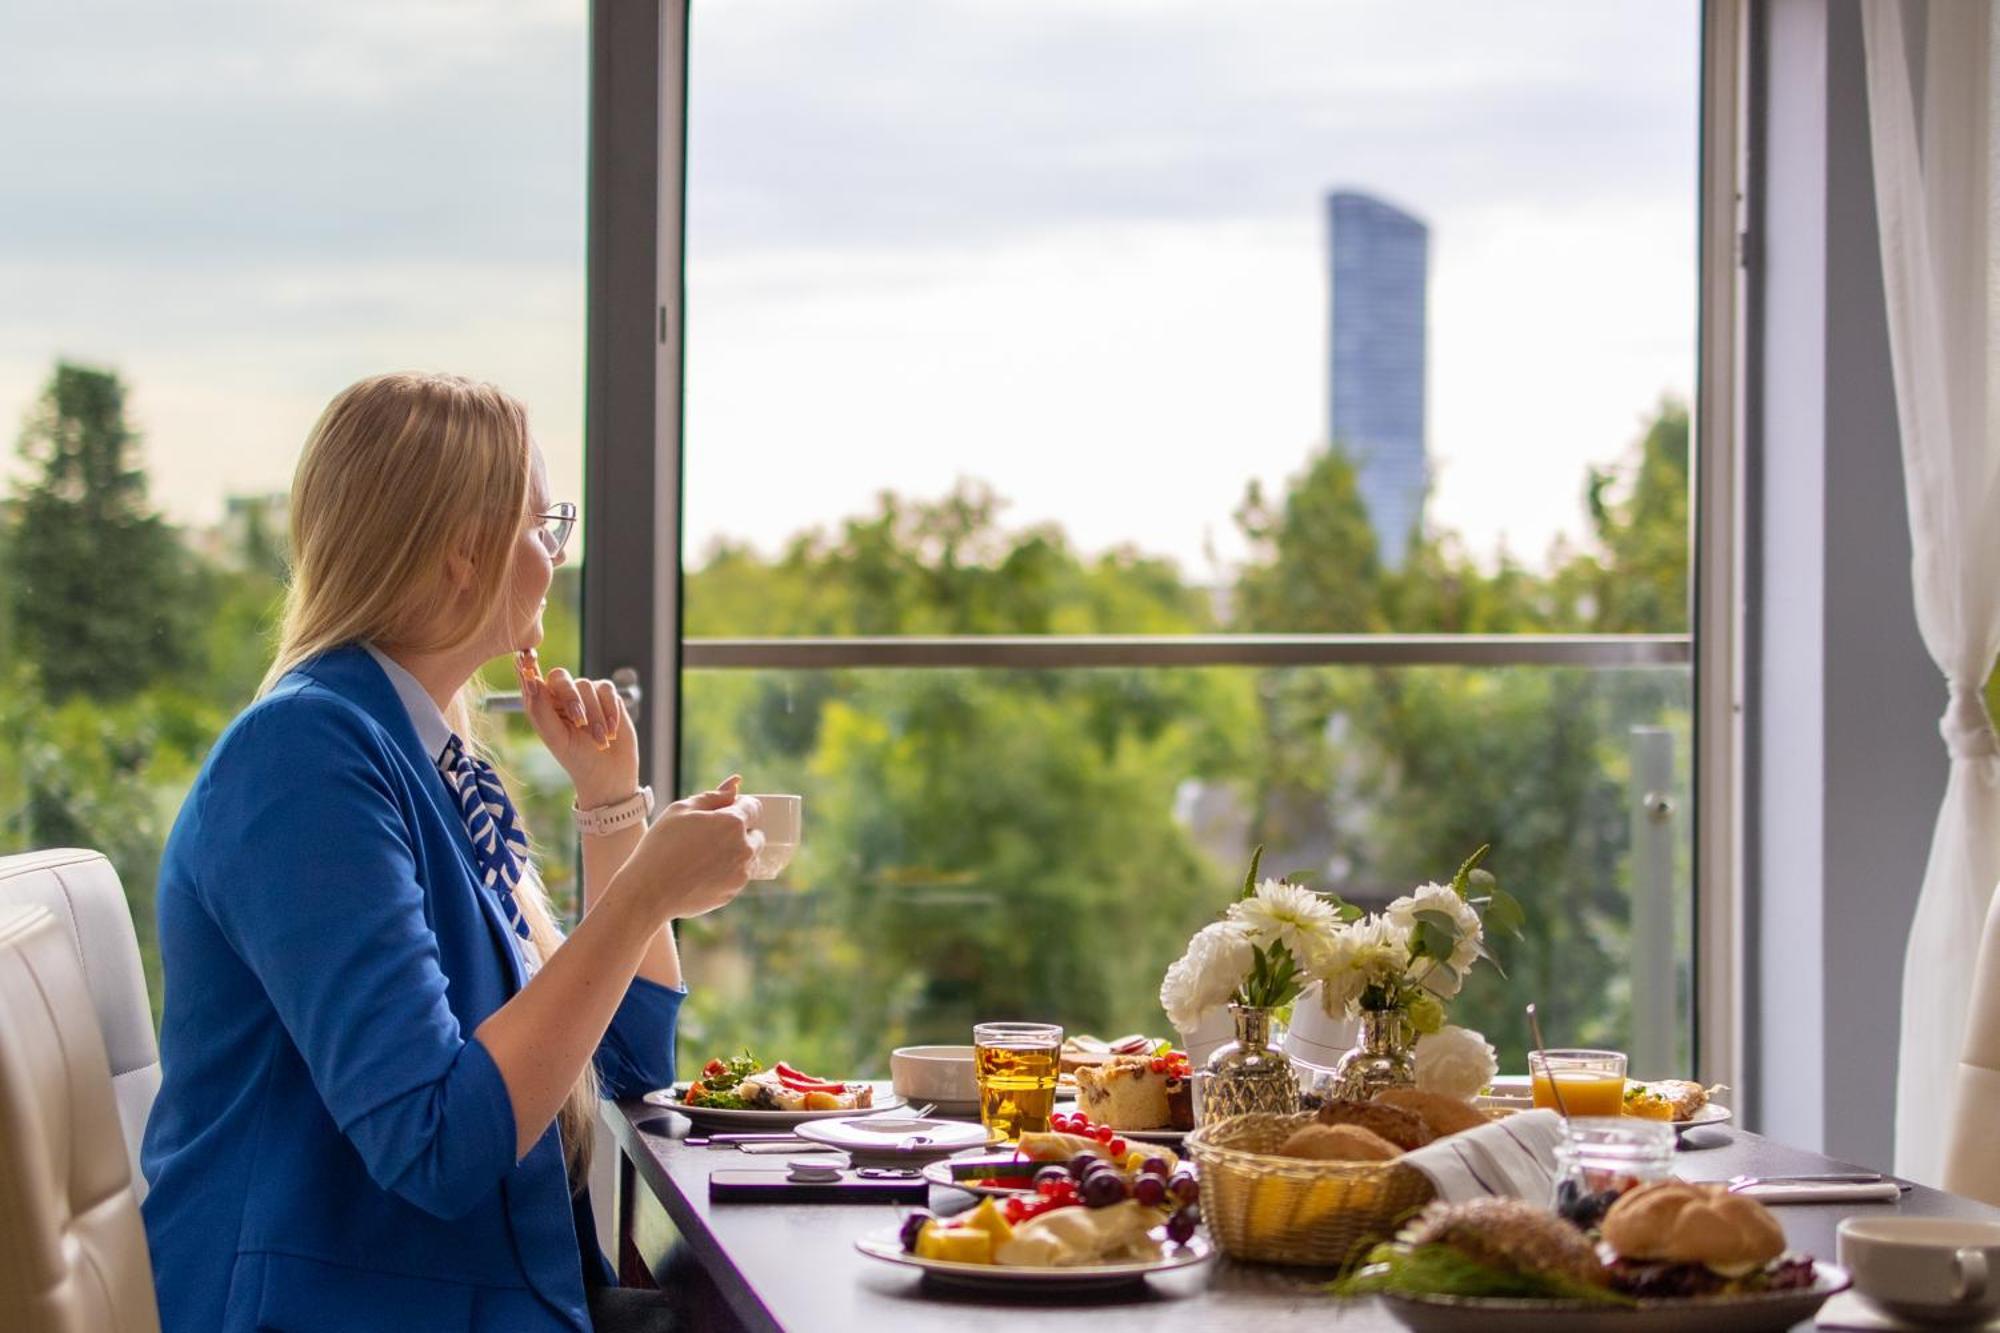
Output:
[10,363,199,702]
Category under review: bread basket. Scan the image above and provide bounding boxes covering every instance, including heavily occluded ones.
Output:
[1185,1112,1434,1268]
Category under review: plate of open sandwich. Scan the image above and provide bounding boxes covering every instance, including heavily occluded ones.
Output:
[1479,1077,1731,1133]
[922,1129,1183,1198]
[646,1051,901,1127]
[1338,1184,1847,1332]
[863,1149,1209,1291]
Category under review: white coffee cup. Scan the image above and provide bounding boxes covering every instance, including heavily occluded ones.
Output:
[741,793,801,880]
[1838,1216,2000,1324]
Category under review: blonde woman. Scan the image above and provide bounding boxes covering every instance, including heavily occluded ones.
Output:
[140,372,753,1332]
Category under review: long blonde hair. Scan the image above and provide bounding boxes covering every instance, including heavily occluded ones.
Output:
[262,370,597,1184]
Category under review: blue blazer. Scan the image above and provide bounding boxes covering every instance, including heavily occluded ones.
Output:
[141,645,683,1332]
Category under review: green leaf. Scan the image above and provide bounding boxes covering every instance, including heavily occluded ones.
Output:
[1412,908,1461,935]
[1483,887,1527,939]
[1242,844,1265,900]
[1414,919,1457,963]
[1449,844,1491,897]
[1284,868,1313,888]
[1465,867,1497,896]
[1336,903,1365,924]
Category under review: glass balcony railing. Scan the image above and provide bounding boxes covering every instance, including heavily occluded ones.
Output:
[673,658,1693,1081]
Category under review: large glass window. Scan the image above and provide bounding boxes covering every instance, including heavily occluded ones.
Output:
[678,1,1700,1075]
[0,2,590,1013]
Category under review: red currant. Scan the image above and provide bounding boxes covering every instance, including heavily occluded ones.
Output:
[1092,1124,1115,1144]
[1107,1137,1128,1157]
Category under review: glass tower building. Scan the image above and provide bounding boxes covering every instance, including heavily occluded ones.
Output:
[1327,190,1429,569]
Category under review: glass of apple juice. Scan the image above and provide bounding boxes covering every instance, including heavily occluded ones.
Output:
[972,1021,1063,1142]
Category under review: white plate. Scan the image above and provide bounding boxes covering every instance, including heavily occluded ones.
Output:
[1118,1126,1189,1144]
[920,1157,1041,1197]
[643,1084,904,1128]
[794,1116,998,1157]
[855,1225,1213,1291]
[1479,1078,1733,1132]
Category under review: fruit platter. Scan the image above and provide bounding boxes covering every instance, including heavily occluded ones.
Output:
[861,1131,1210,1290]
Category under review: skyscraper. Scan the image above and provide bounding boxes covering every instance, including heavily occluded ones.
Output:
[1327,190,1429,568]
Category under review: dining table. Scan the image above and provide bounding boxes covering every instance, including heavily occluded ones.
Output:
[606,1096,2000,1332]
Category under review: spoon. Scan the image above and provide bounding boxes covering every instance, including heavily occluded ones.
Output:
[1525,1003,1570,1119]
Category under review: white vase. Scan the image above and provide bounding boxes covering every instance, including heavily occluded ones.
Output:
[1282,982,1360,1069]
[1174,1006,1237,1066]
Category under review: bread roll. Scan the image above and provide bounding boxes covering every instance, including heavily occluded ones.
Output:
[1372,1087,1489,1137]
[1277,1122,1402,1161]
[1600,1180,1785,1266]
[1314,1099,1435,1150]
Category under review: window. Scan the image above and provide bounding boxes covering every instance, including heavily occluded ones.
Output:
[671,1,1703,1075]
[0,2,592,1011]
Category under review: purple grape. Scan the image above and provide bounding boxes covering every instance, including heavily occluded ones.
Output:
[1033,1165,1069,1191]
[1132,1174,1167,1207]
[1079,1170,1129,1208]
[1069,1154,1100,1179]
[1167,1171,1200,1206]
[1137,1156,1171,1178]
[1165,1205,1197,1245]
[899,1210,935,1253]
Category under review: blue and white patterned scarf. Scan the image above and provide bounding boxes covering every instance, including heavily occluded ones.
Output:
[436,733,534,943]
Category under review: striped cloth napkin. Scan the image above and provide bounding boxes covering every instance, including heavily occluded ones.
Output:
[1400,1108,1566,1203]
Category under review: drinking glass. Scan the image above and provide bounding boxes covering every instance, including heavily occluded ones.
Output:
[1529,1048,1628,1116]
[972,1021,1062,1142]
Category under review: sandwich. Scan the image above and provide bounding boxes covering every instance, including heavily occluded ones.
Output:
[1622,1078,1716,1121]
[1337,1197,1621,1303]
[1599,1181,1817,1296]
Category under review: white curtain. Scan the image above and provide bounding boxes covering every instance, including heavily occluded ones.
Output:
[1862,0,2000,1191]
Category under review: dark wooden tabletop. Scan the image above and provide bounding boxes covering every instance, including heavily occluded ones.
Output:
[608,1100,2000,1332]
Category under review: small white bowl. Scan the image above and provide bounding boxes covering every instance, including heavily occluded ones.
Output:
[890,1044,978,1108]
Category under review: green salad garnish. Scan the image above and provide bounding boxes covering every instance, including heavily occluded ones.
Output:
[1333,1243,1632,1305]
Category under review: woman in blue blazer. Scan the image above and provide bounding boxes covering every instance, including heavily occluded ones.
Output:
[140,372,758,1331]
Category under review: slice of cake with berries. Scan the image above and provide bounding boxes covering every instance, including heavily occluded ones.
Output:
[1073,1049,1194,1131]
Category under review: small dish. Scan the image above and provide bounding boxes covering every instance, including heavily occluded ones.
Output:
[644,1084,904,1129]
[1375,1262,1849,1333]
[794,1115,997,1158]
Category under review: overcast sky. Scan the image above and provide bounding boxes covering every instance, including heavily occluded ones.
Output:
[0,0,1698,578]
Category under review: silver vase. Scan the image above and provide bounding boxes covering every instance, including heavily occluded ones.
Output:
[1331,1009,1418,1101]
[1193,1004,1300,1123]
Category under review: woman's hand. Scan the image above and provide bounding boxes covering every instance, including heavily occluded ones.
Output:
[517,655,640,808]
[609,777,759,922]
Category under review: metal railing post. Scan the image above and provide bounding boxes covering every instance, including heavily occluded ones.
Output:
[1630,725,1679,1078]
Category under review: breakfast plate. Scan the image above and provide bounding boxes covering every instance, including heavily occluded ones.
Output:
[1374,1262,1848,1333]
[644,1085,904,1129]
[854,1227,1213,1291]
[1116,1127,1188,1144]
[1478,1077,1733,1133]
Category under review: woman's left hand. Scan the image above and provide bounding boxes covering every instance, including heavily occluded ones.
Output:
[518,657,640,808]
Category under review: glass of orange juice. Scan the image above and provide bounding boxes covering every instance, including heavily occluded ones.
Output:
[1529,1048,1628,1117]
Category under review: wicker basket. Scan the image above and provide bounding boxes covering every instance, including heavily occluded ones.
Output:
[1186,1111,1435,1269]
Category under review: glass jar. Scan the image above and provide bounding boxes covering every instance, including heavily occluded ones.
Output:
[1550,1116,1676,1230]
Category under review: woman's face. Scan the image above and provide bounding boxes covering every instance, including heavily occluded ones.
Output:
[496,444,562,655]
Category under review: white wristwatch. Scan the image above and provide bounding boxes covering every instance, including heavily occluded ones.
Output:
[573,786,654,836]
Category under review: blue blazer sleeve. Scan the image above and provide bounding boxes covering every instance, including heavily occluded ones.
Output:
[194,696,518,1220]
[594,976,682,1098]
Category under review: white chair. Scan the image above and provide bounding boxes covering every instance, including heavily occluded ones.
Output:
[0,904,161,1333]
[0,850,161,1200]
[1944,884,2000,1205]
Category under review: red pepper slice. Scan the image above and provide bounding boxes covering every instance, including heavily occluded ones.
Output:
[773,1062,846,1092]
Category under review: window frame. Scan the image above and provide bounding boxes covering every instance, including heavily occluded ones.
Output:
[584,0,1747,1084]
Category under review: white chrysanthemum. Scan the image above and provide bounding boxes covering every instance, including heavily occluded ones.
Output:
[1226,878,1340,964]
[1309,915,1412,1017]
[1386,881,1483,996]
[1414,1025,1498,1101]
[1159,921,1254,1033]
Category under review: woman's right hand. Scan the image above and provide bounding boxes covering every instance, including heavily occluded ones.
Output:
[609,777,759,922]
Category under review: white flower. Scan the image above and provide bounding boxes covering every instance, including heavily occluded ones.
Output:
[1386,881,1483,997]
[1159,921,1254,1033]
[1414,1025,1498,1101]
[1308,915,1413,1017]
[1226,878,1340,964]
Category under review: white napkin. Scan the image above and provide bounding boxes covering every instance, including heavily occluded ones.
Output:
[1817,1291,2000,1329]
[1400,1108,1565,1203]
[1731,1180,1904,1204]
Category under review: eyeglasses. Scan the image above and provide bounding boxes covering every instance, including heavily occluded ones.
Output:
[533,501,576,558]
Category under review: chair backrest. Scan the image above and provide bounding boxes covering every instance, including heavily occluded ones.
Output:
[1945,886,2000,1205]
[0,905,161,1333]
[0,850,160,1199]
